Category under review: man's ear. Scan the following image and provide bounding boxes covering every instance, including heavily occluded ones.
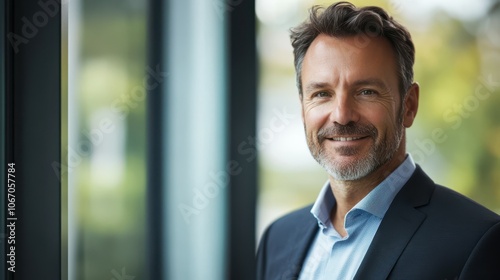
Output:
[403,83,419,128]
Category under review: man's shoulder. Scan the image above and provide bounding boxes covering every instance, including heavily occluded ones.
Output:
[428,183,500,224]
[405,169,500,244]
[257,204,319,279]
[404,166,499,224]
[260,203,318,247]
[268,204,316,232]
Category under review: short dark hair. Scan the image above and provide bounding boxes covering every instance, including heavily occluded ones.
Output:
[290,2,415,98]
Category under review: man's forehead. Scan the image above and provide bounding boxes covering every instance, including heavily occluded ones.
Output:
[305,34,393,58]
[302,35,398,83]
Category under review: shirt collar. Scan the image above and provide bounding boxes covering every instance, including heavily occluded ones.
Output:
[310,154,416,227]
[310,180,335,229]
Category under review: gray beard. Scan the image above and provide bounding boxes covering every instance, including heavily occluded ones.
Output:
[307,121,403,181]
[316,135,400,181]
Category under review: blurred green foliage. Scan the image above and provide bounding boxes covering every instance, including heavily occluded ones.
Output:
[75,0,147,279]
[409,11,500,210]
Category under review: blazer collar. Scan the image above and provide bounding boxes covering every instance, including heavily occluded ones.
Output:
[354,165,435,279]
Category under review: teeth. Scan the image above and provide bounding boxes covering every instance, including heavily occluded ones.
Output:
[332,136,363,141]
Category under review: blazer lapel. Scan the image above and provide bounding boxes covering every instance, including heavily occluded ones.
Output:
[354,166,435,280]
[281,210,319,279]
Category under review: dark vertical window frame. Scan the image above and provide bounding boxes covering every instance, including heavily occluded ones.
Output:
[227,0,258,279]
[5,0,63,279]
[4,0,14,278]
[0,0,6,276]
[61,1,68,279]
[146,0,166,278]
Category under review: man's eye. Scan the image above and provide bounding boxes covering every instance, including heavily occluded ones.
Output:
[315,91,329,98]
[360,89,376,96]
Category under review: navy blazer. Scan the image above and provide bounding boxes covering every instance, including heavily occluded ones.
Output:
[256,166,500,279]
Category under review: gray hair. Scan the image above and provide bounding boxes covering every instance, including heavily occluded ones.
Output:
[290,2,415,98]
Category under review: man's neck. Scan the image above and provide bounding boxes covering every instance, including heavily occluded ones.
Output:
[329,152,407,237]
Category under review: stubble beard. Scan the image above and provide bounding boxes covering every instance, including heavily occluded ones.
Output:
[306,119,404,181]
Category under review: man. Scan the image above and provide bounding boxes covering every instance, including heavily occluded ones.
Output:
[256,2,500,279]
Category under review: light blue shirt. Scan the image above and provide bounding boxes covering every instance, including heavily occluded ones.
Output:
[299,155,416,280]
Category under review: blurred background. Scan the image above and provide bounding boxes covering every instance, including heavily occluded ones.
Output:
[67,0,500,279]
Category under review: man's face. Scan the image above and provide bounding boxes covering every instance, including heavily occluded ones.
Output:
[301,34,411,181]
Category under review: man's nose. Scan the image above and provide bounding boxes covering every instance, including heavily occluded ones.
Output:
[329,94,359,125]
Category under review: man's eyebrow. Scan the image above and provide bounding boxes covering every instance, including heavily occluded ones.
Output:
[351,78,389,90]
[304,82,330,94]
[303,78,391,95]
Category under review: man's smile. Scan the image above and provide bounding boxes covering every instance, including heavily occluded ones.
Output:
[328,136,370,141]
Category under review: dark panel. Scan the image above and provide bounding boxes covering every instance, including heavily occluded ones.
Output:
[5,0,62,279]
[227,0,258,279]
[0,0,6,277]
[146,0,165,278]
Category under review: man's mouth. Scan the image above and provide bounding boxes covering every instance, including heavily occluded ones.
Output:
[328,136,369,141]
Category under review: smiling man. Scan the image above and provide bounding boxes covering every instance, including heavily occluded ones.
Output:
[256,2,500,279]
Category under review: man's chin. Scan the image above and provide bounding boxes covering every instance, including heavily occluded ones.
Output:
[320,156,378,181]
[331,170,373,181]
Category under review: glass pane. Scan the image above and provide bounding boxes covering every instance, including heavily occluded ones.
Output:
[68,0,147,279]
[163,1,228,279]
